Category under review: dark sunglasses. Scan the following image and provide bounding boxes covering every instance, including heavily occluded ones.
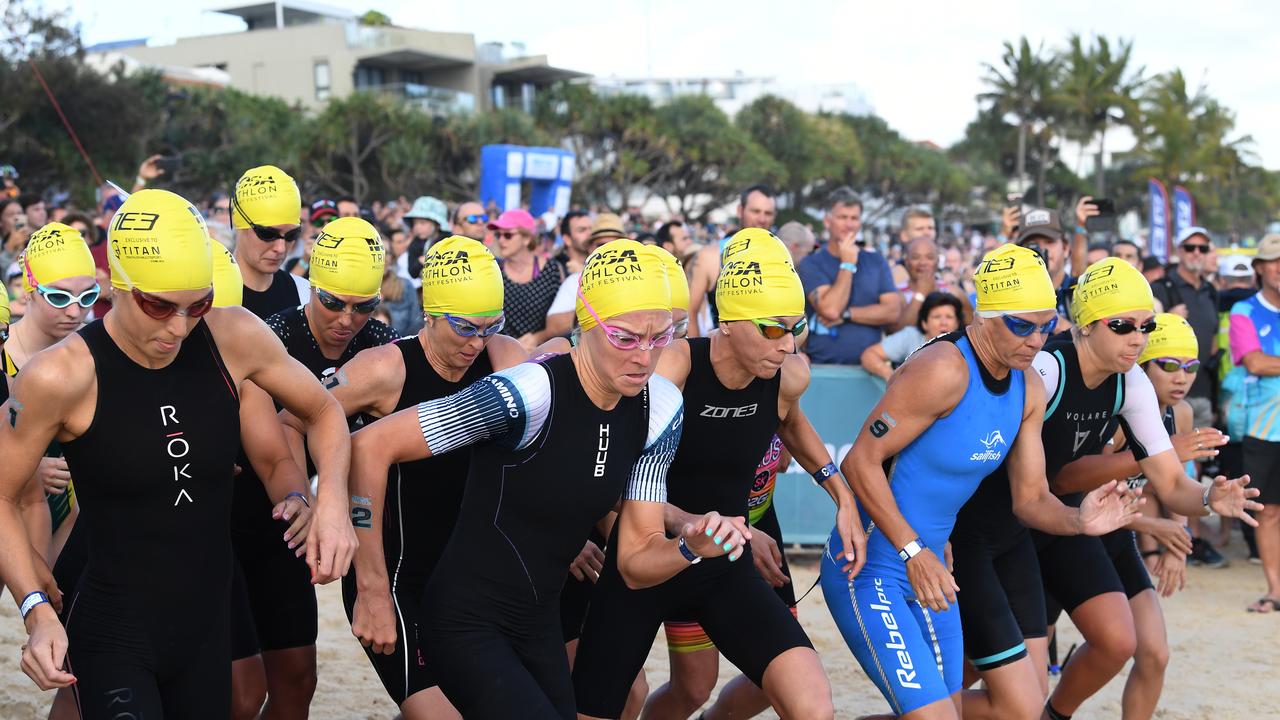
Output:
[497,230,521,240]
[131,288,215,320]
[437,313,506,338]
[1105,317,1158,335]
[38,283,100,309]
[750,318,807,339]
[231,193,302,244]
[1180,243,1212,254]
[462,213,489,224]
[316,287,381,314]
[1002,314,1058,337]
[1150,357,1200,374]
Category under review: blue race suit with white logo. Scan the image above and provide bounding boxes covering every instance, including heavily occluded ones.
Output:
[821,331,1025,716]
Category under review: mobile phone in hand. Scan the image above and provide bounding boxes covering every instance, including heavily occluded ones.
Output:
[1085,198,1116,233]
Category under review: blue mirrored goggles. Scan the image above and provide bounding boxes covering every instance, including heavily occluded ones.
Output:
[1001,313,1058,337]
[435,313,506,338]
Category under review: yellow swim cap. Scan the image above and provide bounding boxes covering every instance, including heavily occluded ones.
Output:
[715,228,804,322]
[421,236,504,317]
[309,217,385,298]
[1071,257,1154,328]
[211,242,243,308]
[21,222,96,293]
[576,239,672,332]
[1138,313,1199,364]
[232,165,301,229]
[0,282,10,325]
[973,243,1057,314]
[109,189,213,294]
[654,246,689,312]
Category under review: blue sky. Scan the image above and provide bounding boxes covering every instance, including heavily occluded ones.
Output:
[58,0,1280,168]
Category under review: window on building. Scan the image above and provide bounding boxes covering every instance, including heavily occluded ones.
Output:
[314,60,331,101]
[402,70,422,86]
[355,65,386,89]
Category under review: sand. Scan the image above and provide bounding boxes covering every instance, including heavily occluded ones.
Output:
[2,537,1277,719]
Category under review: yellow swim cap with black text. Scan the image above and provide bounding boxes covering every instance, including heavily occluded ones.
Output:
[1138,313,1199,364]
[715,228,804,322]
[421,236,504,317]
[109,189,213,294]
[211,242,243,308]
[1071,257,1154,328]
[232,165,301,229]
[309,217,385,298]
[973,243,1056,315]
[576,239,672,332]
[21,222,96,293]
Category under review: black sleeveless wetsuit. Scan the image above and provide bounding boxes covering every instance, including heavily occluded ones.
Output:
[573,338,813,719]
[229,305,395,659]
[411,352,681,718]
[340,336,492,704]
[63,319,240,719]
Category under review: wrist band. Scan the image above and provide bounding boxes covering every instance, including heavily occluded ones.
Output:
[839,262,857,273]
[677,536,702,565]
[1202,485,1211,510]
[1075,225,1088,235]
[812,462,838,485]
[286,491,310,508]
[19,591,48,620]
[135,175,146,187]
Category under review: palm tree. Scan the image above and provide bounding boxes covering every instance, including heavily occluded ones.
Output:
[979,38,1058,195]
[1057,34,1145,196]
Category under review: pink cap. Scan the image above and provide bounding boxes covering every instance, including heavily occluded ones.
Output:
[487,209,535,232]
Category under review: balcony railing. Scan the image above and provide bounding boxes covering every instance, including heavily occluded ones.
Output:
[360,82,476,115]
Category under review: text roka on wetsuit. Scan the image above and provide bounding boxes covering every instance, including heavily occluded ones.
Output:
[62,319,241,718]
[820,331,1025,717]
[572,337,814,719]
[340,336,493,703]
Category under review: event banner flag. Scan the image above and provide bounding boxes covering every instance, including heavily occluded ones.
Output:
[1149,178,1171,263]
[1172,185,1196,240]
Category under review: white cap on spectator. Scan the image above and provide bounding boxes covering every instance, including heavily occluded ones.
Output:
[1219,254,1253,278]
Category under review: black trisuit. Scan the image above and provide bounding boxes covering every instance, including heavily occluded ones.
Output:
[573,338,813,719]
[63,319,240,719]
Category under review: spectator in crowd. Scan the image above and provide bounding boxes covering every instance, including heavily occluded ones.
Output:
[206,192,235,250]
[336,196,361,218]
[1113,238,1142,270]
[384,225,414,282]
[1014,208,1075,324]
[19,194,46,229]
[798,186,900,365]
[555,209,593,275]
[889,208,938,287]
[0,198,29,269]
[0,163,17,198]
[776,221,816,266]
[377,264,422,337]
[1143,255,1166,285]
[888,235,972,333]
[655,220,693,262]
[309,198,338,230]
[1087,242,1111,265]
[1155,226,1228,566]
[1228,234,1280,612]
[861,292,963,381]
[5,270,26,320]
[687,184,777,336]
[403,196,449,281]
[490,208,566,351]
[544,213,626,339]
[452,200,489,242]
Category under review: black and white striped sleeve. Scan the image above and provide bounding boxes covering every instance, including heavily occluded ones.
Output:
[624,375,684,503]
[416,362,552,456]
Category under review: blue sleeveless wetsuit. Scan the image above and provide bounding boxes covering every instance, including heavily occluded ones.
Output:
[821,332,1025,716]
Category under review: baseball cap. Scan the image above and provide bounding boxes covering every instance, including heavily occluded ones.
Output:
[588,213,627,243]
[309,198,338,224]
[1015,208,1065,245]
[1255,234,1280,262]
[1176,226,1211,246]
[1219,254,1254,278]
[488,209,536,233]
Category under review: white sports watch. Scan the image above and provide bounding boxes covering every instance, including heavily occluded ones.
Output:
[898,538,927,562]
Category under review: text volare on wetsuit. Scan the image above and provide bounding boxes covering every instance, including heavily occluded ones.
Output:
[161,405,195,506]
[869,577,922,690]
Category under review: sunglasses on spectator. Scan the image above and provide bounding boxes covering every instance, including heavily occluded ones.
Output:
[497,230,522,240]
[434,313,506,338]
[131,288,215,320]
[1180,243,1211,254]
[37,283,100,309]
[315,288,381,314]
[1150,357,1200,374]
[461,214,489,224]
[576,287,674,351]
[231,193,302,243]
[1105,317,1158,335]
[1001,314,1058,337]
[750,318,807,339]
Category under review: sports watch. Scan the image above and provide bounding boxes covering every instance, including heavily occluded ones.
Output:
[898,538,926,562]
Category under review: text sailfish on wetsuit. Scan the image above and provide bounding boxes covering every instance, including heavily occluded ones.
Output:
[968,430,1007,462]
[161,405,195,506]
